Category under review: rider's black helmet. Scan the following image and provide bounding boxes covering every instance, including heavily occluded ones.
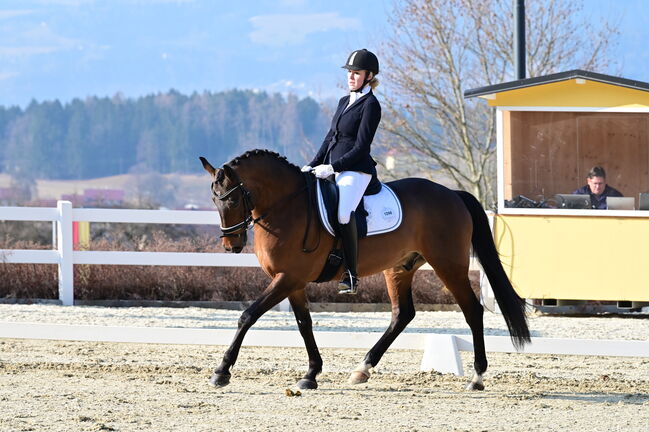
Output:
[342,49,379,75]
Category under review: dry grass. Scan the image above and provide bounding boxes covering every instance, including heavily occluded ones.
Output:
[0,229,477,303]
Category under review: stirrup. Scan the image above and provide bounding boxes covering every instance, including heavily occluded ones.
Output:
[338,272,359,295]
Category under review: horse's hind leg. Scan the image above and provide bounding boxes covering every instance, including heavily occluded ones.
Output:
[431,259,487,390]
[288,289,322,390]
[349,266,417,385]
[210,272,301,388]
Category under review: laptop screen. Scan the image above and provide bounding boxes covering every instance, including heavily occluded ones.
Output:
[606,197,635,210]
[639,193,649,210]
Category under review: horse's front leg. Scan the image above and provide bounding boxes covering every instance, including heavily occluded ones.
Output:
[349,267,416,384]
[288,289,322,390]
[210,272,299,387]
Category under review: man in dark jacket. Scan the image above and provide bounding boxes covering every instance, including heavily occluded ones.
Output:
[572,166,623,209]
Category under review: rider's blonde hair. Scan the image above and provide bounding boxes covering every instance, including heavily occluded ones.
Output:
[367,71,379,90]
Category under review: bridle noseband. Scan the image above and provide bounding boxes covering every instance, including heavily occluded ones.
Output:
[214,181,256,238]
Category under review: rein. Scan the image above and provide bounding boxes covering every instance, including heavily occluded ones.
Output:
[215,172,320,253]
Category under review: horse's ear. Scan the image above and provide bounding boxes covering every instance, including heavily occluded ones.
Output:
[199,157,217,177]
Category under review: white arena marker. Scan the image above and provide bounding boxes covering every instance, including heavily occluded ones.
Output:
[420,334,464,376]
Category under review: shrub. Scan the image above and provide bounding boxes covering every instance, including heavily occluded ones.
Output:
[0,232,478,303]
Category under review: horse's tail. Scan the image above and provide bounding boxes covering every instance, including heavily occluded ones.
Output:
[455,190,531,349]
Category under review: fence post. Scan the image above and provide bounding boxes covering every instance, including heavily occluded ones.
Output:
[57,201,74,306]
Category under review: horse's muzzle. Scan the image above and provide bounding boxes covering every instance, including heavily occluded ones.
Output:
[221,231,247,253]
[223,244,243,253]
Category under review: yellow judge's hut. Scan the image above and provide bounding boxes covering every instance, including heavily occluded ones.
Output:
[465,70,649,308]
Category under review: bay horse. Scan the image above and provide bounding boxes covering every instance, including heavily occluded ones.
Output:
[200,149,530,391]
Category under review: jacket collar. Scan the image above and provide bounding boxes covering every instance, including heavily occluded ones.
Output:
[349,85,371,102]
[344,89,372,113]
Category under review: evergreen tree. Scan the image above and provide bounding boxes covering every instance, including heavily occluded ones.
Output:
[0,90,328,179]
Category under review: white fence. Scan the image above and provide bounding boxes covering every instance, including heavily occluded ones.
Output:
[4,202,648,373]
[0,201,258,305]
[0,201,485,307]
[1,322,648,375]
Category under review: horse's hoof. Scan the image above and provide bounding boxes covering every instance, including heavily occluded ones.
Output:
[209,373,231,388]
[348,370,370,385]
[465,373,484,391]
[296,379,318,390]
[465,381,485,391]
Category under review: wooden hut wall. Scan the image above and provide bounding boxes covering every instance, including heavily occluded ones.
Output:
[506,111,649,202]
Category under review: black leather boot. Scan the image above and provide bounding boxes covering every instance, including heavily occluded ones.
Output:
[338,212,359,295]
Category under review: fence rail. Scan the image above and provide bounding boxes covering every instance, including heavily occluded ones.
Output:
[1,322,647,375]
[1,201,485,307]
[1,201,258,305]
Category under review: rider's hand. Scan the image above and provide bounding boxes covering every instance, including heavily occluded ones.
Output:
[314,164,335,178]
[301,165,312,173]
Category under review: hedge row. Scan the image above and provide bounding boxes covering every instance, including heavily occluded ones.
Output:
[0,232,479,304]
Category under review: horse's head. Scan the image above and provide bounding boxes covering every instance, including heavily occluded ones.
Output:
[201,150,304,253]
[200,156,252,253]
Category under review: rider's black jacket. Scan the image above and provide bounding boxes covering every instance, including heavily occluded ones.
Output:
[309,91,381,177]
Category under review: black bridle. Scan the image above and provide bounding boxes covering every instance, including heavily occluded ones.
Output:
[213,182,256,238]
[213,172,319,252]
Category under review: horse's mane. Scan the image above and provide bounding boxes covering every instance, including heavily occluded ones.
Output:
[226,149,301,174]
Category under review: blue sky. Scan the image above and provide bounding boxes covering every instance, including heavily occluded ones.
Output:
[0,0,648,108]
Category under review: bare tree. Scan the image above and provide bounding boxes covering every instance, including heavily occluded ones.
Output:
[378,0,619,206]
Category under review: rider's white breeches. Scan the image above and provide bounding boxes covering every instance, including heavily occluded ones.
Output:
[336,171,371,224]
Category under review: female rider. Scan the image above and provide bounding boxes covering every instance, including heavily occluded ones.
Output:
[302,48,381,295]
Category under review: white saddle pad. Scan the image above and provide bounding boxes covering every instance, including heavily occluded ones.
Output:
[316,181,403,237]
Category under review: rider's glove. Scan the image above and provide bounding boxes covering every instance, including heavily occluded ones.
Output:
[313,164,335,178]
[300,165,312,173]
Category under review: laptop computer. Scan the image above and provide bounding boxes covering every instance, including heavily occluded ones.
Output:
[554,194,591,209]
[606,196,635,210]
[639,193,649,210]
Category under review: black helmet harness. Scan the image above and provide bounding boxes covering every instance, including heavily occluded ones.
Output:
[342,49,379,92]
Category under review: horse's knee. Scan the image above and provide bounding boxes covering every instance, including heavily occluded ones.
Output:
[397,307,416,325]
[386,308,415,335]
[237,310,256,329]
